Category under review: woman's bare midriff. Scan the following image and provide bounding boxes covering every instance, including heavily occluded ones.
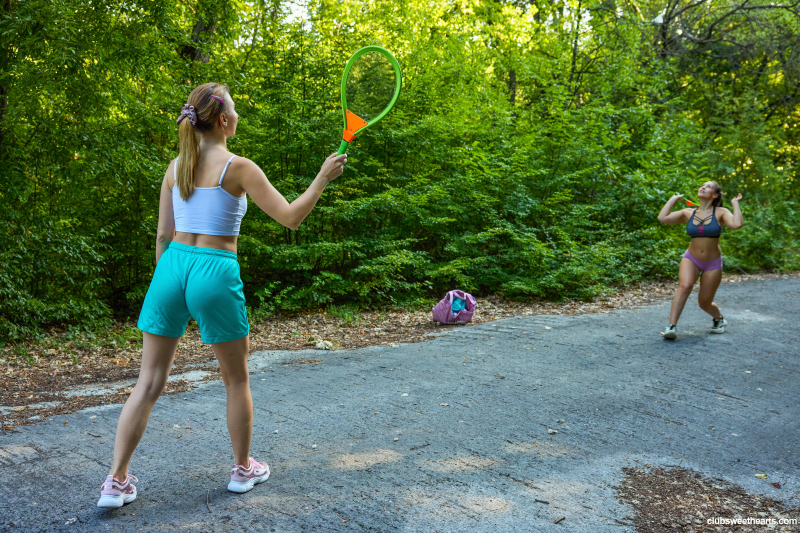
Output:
[173,232,238,253]
[686,237,721,261]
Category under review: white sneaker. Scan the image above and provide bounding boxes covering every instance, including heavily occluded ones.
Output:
[711,317,727,334]
[97,474,138,508]
[662,324,677,340]
[228,457,270,493]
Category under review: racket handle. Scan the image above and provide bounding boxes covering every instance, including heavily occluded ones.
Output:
[336,139,350,156]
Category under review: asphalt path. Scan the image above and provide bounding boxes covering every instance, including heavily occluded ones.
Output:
[1,279,798,532]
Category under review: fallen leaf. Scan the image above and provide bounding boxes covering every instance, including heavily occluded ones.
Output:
[755,473,767,479]
[548,429,558,434]
[439,403,449,407]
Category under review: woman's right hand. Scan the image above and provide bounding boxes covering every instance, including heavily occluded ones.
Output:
[317,152,348,184]
[670,194,684,202]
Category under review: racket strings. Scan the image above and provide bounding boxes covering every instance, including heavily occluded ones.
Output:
[345,52,397,123]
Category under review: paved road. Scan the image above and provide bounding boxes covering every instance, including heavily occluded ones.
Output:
[1,279,798,532]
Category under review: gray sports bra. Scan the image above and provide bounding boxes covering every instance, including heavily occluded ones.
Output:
[686,206,721,239]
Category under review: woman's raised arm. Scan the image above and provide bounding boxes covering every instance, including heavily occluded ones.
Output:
[722,194,744,230]
[657,195,688,225]
[240,152,347,230]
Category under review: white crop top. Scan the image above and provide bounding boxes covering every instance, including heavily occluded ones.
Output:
[172,155,247,236]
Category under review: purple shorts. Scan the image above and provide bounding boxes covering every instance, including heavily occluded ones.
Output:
[682,250,722,272]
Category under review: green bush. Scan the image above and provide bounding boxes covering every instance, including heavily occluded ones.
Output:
[0,218,113,342]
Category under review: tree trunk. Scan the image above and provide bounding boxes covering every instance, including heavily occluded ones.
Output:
[0,84,7,158]
[507,69,517,105]
[179,10,217,63]
[0,0,15,157]
[568,0,582,95]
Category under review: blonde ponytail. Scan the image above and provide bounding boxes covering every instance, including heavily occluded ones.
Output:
[177,118,199,200]
[175,82,232,201]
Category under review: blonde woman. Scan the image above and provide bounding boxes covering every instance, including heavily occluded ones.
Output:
[657,181,743,340]
[98,83,347,508]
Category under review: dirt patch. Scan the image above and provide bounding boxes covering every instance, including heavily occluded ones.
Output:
[1,379,196,431]
[615,466,799,532]
[2,271,797,428]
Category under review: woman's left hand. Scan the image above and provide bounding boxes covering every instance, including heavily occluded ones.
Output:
[731,193,742,204]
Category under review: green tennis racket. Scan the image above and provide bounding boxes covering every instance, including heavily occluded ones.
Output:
[337,46,402,155]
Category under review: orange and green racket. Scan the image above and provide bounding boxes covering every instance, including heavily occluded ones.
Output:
[681,197,699,207]
[337,46,402,155]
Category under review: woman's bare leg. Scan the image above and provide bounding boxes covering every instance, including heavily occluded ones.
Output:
[669,258,701,325]
[698,268,723,319]
[110,332,181,480]
[212,335,252,466]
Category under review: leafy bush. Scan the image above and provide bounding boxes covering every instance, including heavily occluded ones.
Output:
[0,218,113,342]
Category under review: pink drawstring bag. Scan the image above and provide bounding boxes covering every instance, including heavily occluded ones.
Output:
[432,290,477,324]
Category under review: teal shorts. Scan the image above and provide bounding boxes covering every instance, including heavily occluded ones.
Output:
[137,242,249,343]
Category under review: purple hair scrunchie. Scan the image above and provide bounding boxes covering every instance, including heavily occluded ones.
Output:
[176,104,197,126]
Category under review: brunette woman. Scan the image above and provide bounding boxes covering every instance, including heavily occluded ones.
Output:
[657,182,743,339]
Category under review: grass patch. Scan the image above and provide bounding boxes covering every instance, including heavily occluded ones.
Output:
[327,304,363,327]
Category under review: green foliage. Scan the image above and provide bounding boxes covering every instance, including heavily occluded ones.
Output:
[1,0,798,341]
[0,217,113,341]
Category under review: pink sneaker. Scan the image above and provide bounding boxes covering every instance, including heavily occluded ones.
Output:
[228,457,270,493]
[97,474,138,508]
